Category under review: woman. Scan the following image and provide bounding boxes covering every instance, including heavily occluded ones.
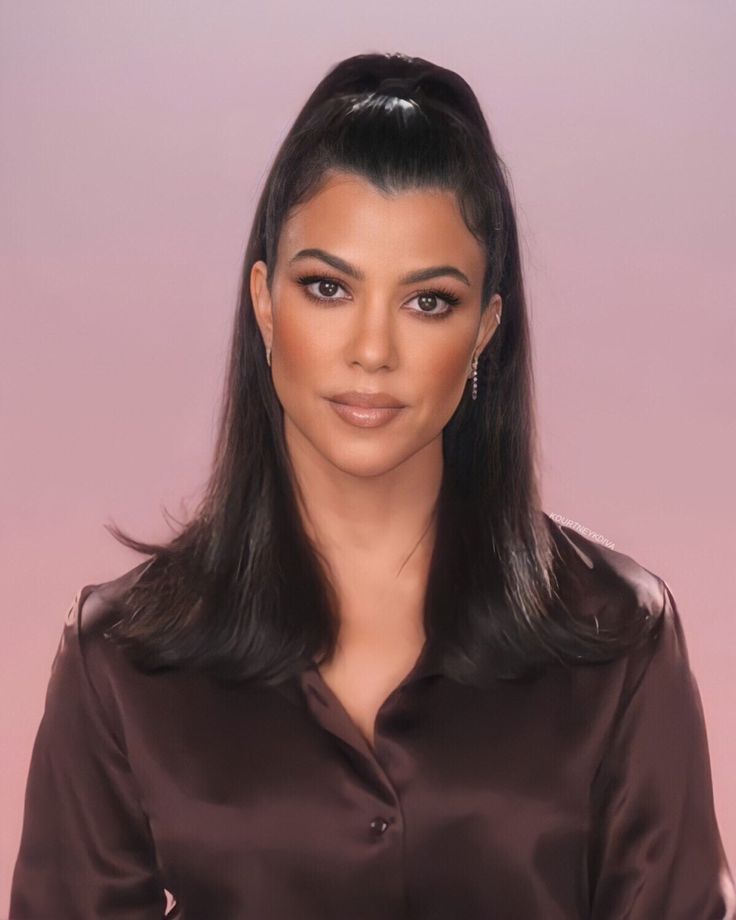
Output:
[10,51,734,919]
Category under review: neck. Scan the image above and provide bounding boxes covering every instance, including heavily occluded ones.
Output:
[284,416,442,583]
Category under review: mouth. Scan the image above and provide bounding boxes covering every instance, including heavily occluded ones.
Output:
[329,391,406,409]
[325,398,405,429]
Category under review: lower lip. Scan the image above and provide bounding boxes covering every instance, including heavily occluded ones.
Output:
[327,399,405,428]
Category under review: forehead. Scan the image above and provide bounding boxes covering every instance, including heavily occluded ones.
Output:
[278,173,484,272]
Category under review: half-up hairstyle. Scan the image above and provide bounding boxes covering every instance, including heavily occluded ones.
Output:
[103,51,657,687]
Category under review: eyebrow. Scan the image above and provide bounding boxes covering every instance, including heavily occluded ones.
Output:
[288,248,471,287]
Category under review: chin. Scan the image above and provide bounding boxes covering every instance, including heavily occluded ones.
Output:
[322,444,411,479]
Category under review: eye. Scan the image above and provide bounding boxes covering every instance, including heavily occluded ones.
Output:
[295,274,462,321]
[407,288,461,319]
[296,275,347,302]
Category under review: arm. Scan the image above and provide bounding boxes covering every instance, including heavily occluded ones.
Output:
[9,585,167,919]
[588,578,736,918]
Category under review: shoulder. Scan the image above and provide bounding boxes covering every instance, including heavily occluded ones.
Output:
[541,514,696,712]
[48,559,158,733]
[542,511,668,642]
[57,558,156,691]
[69,558,156,639]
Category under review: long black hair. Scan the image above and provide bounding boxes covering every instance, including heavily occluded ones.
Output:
[104,51,654,688]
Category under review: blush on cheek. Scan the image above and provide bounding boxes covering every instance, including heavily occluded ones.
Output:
[426,347,472,392]
[269,304,337,430]
[274,305,332,375]
[417,367,471,434]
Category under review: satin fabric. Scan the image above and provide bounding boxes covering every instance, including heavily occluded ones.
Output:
[10,518,736,919]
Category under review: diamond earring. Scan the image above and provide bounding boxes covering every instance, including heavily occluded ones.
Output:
[470,310,500,401]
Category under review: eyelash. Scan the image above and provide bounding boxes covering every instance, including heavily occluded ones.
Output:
[295,274,461,320]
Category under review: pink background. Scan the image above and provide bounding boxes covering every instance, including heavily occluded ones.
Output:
[2,1,734,909]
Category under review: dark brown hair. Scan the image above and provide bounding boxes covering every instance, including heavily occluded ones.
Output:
[103,52,653,687]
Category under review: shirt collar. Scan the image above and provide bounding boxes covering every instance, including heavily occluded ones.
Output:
[274,639,444,710]
[303,636,444,686]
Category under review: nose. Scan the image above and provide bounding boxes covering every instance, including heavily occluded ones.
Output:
[345,299,399,371]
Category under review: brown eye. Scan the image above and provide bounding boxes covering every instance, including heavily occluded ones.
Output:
[407,288,461,320]
[316,279,340,298]
[415,292,449,315]
[296,275,347,301]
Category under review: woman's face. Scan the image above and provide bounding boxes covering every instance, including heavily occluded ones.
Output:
[251,171,501,479]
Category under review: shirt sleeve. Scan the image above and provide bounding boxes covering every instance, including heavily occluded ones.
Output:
[587,578,736,919]
[9,585,167,919]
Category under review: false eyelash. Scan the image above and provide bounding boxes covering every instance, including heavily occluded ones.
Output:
[295,274,461,320]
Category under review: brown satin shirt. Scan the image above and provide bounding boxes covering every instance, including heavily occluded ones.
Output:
[9,521,736,919]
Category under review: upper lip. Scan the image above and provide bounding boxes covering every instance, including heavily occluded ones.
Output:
[329,390,405,408]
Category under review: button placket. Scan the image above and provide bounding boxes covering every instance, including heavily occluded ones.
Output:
[300,668,399,781]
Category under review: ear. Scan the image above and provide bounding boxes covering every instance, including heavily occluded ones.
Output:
[475,293,503,355]
[250,260,274,351]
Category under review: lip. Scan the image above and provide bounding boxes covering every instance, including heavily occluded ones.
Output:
[329,390,405,408]
[326,399,405,429]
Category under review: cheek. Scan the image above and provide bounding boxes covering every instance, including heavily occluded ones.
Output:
[421,338,470,385]
[272,301,330,385]
[416,338,472,415]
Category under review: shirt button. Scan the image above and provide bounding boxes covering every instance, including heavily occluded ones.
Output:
[369,816,390,835]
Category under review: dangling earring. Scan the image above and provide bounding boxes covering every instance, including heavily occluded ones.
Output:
[266,346,271,368]
[470,310,500,401]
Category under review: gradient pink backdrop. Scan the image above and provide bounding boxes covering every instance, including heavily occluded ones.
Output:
[2,1,734,911]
